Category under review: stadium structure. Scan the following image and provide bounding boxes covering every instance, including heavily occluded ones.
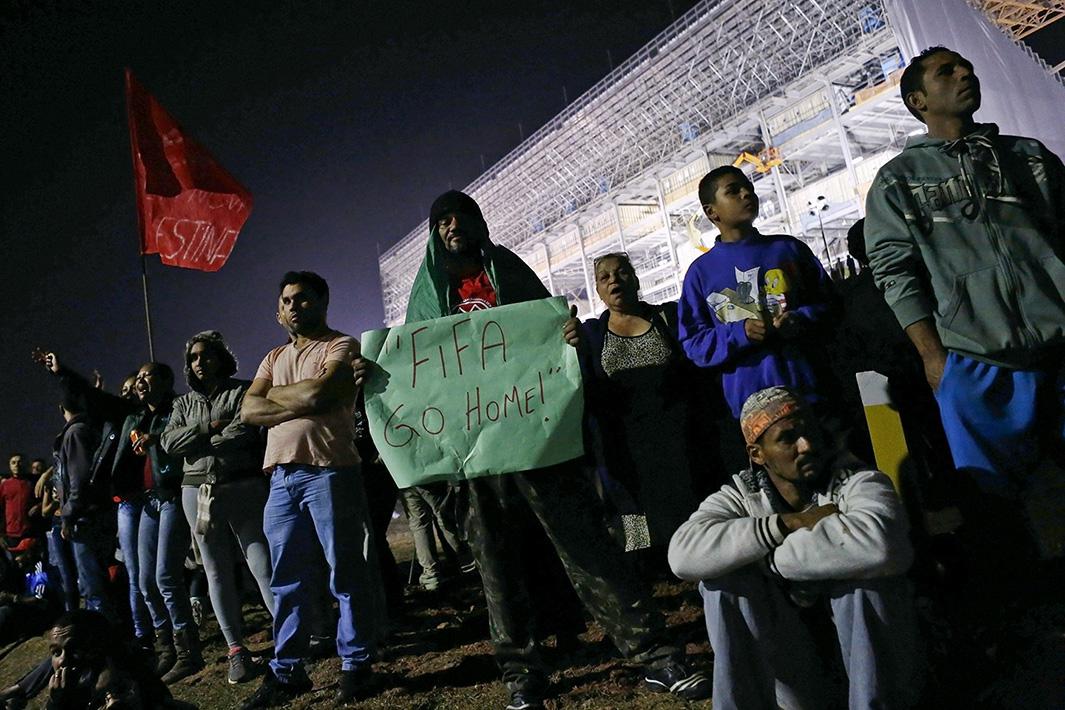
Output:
[378,0,1065,325]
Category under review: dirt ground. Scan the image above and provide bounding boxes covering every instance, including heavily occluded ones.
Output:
[0,518,713,710]
[2,515,1065,709]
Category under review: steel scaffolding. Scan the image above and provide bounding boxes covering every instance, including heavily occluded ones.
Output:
[975,1,1065,39]
[378,0,1041,325]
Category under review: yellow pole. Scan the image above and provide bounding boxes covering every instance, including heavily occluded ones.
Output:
[856,371,908,492]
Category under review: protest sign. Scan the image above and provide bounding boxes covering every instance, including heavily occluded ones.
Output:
[361,297,584,488]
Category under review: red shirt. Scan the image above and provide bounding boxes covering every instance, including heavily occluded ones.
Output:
[1,477,34,538]
[142,456,154,492]
[453,270,497,313]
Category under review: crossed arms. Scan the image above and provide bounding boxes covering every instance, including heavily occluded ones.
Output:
[241,359,357,427]
[669,470,912,583]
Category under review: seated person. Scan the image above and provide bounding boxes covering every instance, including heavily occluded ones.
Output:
[0,610,176,710]
[0,539,56,646]
[669,387,921,709]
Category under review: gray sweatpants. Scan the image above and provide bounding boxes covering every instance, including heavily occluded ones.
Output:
[400,483,468,585]
[180,478,275,648]
[699,567,920,710]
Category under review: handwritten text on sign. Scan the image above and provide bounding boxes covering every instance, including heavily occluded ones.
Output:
[361,297,584,488]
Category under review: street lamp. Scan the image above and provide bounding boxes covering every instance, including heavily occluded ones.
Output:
[807,195,831,264]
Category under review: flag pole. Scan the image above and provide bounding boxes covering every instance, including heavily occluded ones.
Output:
[125,68,251,357]
[140,253,156,361]
[126,68,156,361]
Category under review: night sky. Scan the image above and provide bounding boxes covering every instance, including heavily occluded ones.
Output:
[1,0,700,458]
[2,2,1063,460]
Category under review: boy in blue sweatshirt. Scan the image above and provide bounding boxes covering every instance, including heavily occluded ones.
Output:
[678,166,838,420]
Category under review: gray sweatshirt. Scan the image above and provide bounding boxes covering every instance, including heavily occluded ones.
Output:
[160,378,263,486]
[668,457,912,583]
[865,123,1065,368]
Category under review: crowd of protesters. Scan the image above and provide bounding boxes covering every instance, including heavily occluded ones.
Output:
[3,46,1064,710]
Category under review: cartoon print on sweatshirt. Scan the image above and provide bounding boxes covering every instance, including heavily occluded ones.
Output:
[706,266,761,323]
[706,265,790,323]
[763,268,789,317]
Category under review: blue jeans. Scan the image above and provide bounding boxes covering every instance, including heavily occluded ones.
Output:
[699,568,920,709]
[138,494,193,631]
[264,464,379,680]
[118,500,154,639]
[69,518,115,620]
[46,520,79,611]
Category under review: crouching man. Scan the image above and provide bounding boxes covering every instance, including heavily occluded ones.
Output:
[669,387,920,709]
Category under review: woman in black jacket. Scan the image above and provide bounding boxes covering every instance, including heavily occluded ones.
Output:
[580,253,705,556]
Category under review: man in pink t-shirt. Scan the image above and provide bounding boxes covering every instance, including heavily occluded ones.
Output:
[240,271,379,709]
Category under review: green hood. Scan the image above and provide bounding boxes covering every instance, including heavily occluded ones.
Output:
[405,225,550,324]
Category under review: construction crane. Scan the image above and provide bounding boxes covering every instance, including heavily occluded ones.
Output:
[732,147,783,174]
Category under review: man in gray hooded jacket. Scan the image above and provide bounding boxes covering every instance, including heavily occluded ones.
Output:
[865,47,1065,503]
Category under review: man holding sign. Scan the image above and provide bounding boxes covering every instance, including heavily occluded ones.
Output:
[359,191,709,710]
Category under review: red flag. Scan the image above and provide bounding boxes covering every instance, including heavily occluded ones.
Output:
[125,69,252,272]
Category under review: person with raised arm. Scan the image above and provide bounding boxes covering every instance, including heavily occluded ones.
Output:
[33,351,156,653]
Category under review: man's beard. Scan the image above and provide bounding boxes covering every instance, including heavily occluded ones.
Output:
[286,316,323,337]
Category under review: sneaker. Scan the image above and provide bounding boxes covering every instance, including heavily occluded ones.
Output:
[334,666,372,705]
[239,669,312,709]
[228,648,254,685]
[505,690,545,710]
[459,555,478,574]
[190,597,206,627]
[643,662,711,700]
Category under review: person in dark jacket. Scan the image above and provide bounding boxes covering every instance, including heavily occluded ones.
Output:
[362,190,710,710]
[0,540,56,645]
[116,362,199,682]
[353,394,404,612]
[34,350,155,654]
[53,394,112,620]
[834,220,958,503]
[42,610,177,710]
[41,461,79,613]
[579,253,701,554]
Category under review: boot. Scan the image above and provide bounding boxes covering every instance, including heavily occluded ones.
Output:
[154,627,176,677]
[161,625,205,684]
